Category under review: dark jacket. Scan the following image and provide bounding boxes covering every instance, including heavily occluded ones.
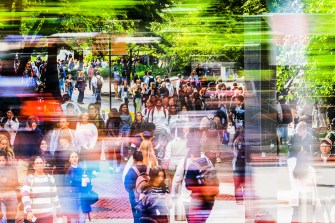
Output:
[14,127,43,159]
[76,76,86,91]
[288,131,317,158]
[106,117,121,138]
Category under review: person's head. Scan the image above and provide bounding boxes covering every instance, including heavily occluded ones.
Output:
[146,99,153,108]
[237,95,244,104]
[0,134,9,150]
[182,84,188,92]
[190,70,196,76]
[168,97,175,106]
[69,151,79,166]
[58,116,69,129]
[0,150,8,166]
[139,140,157,168]
[62,94,70,102]
[133,151,144,163]
[113,67,117,72]
[66,103,75,115]
[149,95,156,104]
[146,123,156,134]
[296,121,307,138]
[31,156,45,174]
[6,108,14,119]
[149,166,166,187]
[163,96,169,107]
[119,103,129,115]
[26,116,38,130]
[88,104,97,118]
[155,98,163,108]
[181,104,188,112]
[40,139,48,152]
[135,112,143,123]
[108,108,120,119]
[320,138,332,156]
[59,134,71,148]
[96,71,100,77]
[161,82,166,88]
[81,112,89,123]
[169,105,177,115]
[123,79,128,85]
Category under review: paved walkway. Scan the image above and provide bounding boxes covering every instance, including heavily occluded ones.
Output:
[67,78,295,223]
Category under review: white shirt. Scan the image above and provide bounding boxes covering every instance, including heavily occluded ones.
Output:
[149,107,169,131]
[74,122,98,151]
[91,75,103,88]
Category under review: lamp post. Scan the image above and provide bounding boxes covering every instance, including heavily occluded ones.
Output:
[109,32,112,110]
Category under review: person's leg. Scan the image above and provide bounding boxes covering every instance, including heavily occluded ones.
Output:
[115,146,122,168]
[114,83,119,99]
[69,87,73,99]
[96,89,101,102]
[233,175,244,203]
[88,77,92,90]
[4,191,18,222]
[1,199,6,223]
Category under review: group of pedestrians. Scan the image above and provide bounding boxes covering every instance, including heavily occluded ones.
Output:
[14,58,248,223]
[0,105,103,223]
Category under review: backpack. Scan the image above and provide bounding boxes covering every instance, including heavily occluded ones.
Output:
[192,159,220,196]
[206,116,219,139]
[97,77,103,89]
[133,166,150,201]
[280,104,292,124]
[148,76,155,87]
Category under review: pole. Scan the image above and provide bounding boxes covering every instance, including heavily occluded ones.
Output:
[109,32,112,110]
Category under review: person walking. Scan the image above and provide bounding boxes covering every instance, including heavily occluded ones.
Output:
[106,109,122,173]
[124,151,150,223]
[21,156,63,223]
[76,71,86,104]
[91,71,103,103]
[119,103,132,161]
[185,146,219,223]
